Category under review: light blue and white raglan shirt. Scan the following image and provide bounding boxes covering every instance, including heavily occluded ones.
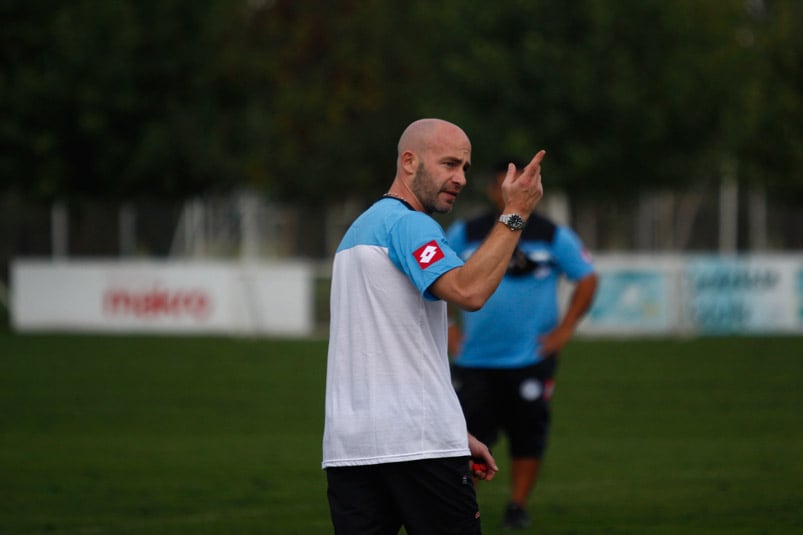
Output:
[322,197,471,468]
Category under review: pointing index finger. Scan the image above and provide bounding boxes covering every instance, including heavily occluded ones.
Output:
[527,150,546,170]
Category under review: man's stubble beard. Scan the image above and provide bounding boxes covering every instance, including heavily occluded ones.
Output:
[411,162,454,215]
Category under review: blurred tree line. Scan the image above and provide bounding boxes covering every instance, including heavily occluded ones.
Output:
[1,0,801,207]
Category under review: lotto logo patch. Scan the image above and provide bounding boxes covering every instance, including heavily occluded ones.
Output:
[413,240,445,269]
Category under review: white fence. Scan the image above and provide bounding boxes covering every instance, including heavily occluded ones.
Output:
[10,254,803,337]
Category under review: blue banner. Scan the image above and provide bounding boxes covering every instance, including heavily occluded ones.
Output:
[587,270,671,331]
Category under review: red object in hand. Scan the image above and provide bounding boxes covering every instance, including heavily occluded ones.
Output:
[471,460,488,473]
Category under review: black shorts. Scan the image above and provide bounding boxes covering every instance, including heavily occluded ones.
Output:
[452,357,557,459]
[326,457,482,535]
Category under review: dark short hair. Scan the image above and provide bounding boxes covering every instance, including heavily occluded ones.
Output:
[492,157,526,174]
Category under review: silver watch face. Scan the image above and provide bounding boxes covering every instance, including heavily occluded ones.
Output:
[502,214,525,230]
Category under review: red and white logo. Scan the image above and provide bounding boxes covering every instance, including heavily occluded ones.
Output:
[413,240,445,269]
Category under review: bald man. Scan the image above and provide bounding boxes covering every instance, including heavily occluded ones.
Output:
[322,118,545,534]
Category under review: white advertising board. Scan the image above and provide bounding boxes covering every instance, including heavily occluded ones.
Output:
[577,255,684,336]
[577,254,803,336]
[11,254,803,337]
[684,255,802,334]
[11,260,314,336]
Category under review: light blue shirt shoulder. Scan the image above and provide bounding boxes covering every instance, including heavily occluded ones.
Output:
[338,198,464,300]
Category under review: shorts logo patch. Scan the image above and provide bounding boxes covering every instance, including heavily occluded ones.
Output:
[413,240,445,269]
[520,379,543,401]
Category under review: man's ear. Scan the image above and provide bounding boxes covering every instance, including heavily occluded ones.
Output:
[401,150,418,175]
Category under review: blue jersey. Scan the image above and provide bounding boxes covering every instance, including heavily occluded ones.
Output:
[446,212,595,369]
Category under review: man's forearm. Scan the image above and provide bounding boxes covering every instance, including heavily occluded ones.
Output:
[558,274,598,331]
[432,222,522,310]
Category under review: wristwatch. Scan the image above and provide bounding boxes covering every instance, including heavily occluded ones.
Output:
[498,213,526,231]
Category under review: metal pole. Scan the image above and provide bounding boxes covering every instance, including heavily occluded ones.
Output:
[51,201,68,258]
[719,158,738,253]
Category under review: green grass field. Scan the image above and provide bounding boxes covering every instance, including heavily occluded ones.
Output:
[1,334,802,534]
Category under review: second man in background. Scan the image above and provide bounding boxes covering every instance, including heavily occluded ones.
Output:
[447,158,598,530]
